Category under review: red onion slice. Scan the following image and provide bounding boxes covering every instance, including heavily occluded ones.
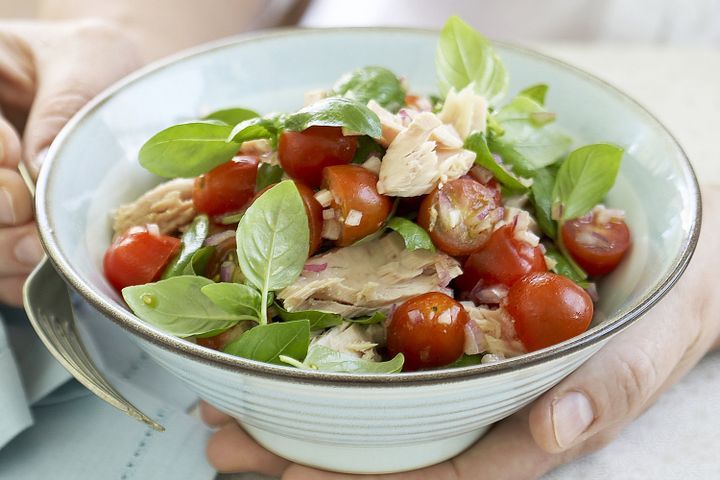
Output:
[303,262,328,273]
[205,230,235,247]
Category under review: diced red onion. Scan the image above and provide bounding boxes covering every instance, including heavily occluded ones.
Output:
[471,283,508,305]
[407,309,423,323]
[303,262,328,273]
[470,165,494,184]
[464,321,487,355]
[205,230,235,247]
[585,282,599,302]
[344,209,363,226]
[146,223,160,237]
[220,261,235,283]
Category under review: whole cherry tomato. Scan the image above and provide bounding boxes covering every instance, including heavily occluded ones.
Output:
[193,155,259,216]
[561,213,631,276]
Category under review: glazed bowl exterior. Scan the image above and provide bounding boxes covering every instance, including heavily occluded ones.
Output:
[35,28,700,473]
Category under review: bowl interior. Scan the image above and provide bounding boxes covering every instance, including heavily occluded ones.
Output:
[37,28,699,381]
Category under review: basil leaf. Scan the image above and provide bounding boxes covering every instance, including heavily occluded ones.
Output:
[201,282,262,318]
[223,320,310,365]
[122,276,251,337]
[182,246,215,276]
[255,163,284,192]
[530,167,558,238]
[139,122,239,178]
[435,16,508,106]
[545,246,588,285]
[448,354,484,367]
[275,304,343,330]
[464,132,528,191]
[203,107,259,125]
[218,212,245,225]
[518,84,548,105]
[352,136,386,164]
[236,181,310,324]
[552,144,624,221]
[293,345,404,374]
[488,95,572,176]
[346,311,386,325]
[386,217,434,251]
[227,116,283,145]
[284,97,382,138]
[333,66,406,113]
[162,215,210,278]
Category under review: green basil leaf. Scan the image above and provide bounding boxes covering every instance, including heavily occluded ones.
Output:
[182,246,215,275]
[552,144,624,221]
[352,136,386,164]
[275,304,343,330]
[201,282,262,318]
[237,181,309,324]
[284,97,382,138]
[447,354,484,367]
[162,215,210,279]
[488,95,572,176]
[385,217,434,251]
[203,107,259,125]
[530,167,558,238]
[435,16,508,106]
[139,122,239,178]
[223,319,310,365]
[122,276,252,337]
[544,246,589,285]
[346,311,386,325]
[227,116,283,145]
[464,132,528,191]
[218,212,245,225]
[255,163,284,192]
[294,345,404,373]
[333,66,406,113]
[518,84,548,105]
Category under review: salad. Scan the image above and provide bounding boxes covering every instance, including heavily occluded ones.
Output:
[103,17,631,373]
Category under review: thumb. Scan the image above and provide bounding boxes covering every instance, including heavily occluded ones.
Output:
[20,20,141,179]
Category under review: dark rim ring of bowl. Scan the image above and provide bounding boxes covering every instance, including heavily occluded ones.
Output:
[35,27,702,386]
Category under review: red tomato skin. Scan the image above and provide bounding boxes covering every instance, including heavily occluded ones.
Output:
[387,292,470,371]
[323,165,392,246]
[193,155,259,216]
[561,216,631,276]
[103,227,181,292]
[196,324,248,351]
[457,225,547,291]
[278,126,358,188]
[506,272,593,352]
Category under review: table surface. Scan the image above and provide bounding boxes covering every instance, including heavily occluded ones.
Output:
[225,44,720,480]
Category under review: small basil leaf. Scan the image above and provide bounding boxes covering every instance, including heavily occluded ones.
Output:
[297,345,404,373]
[139,122,238,178]
[122,276,250,337]
[386,217,434,251]
[552,144,624,221]
[228,116,283,145]
[284,97,382,138]
[203,107,259,125]
[435,16,508,106]
[255,163,284,192]
[237,181,310,324]
[352,136,386,164]
[333,66,406,113]
[530,167,558,238]
[275,304,343,330]
[218,212,245,225]
[447,354,484,367]
[201,282,262,319]
[163,215,210,279]
[223,320,310,365]
[182,246,215,276]
[544,246,589,284]
[346,311,386,325]
[518,84,548,105]
[464,132,528,191]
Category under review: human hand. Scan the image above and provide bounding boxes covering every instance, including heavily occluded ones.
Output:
[0,19,140,305]
[199,186,720,479]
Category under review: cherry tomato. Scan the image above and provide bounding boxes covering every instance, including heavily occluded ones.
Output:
[417,177,500,256]
[457,225,547,292]
[278,126,358,188]
[469,167,502,206]
[323,165,392,246]
[561,214,631,276]
[196,323,249,351]
[506,272,593,352]
[193,155,259,216]
[104,226,180,292]
[387,292,469,371]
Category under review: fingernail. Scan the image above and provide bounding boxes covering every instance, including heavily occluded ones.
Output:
[14,234,44,267]
[0,188,16,224]
[552,391,594,448]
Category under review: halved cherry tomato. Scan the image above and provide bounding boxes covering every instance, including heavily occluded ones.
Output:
[193,155,259,216]
[417,177,500,256]
[278,126,358,188]
[457,225,547,291]
[323,165,392,246]
[469,167,502,206]
[561,214,631,276]
[103,226,180,292]
[387,292,469,371]
[506,272,593,352]
[196,323,249,351]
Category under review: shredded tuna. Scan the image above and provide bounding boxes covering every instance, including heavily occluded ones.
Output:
[311,323,386,360]
[461,302,526,357]
[438,84,488,139]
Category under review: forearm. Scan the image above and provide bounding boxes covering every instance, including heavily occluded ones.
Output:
[36,0,305,61]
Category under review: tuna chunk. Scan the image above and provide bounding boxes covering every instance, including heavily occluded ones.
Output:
[278,233,462,317]
[311,323,386,360]
[112,178,196,236]
[461,302,526,358]
[438,84,488,139]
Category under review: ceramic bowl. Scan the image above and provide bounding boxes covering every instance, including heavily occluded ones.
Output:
[34,28,700,474]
